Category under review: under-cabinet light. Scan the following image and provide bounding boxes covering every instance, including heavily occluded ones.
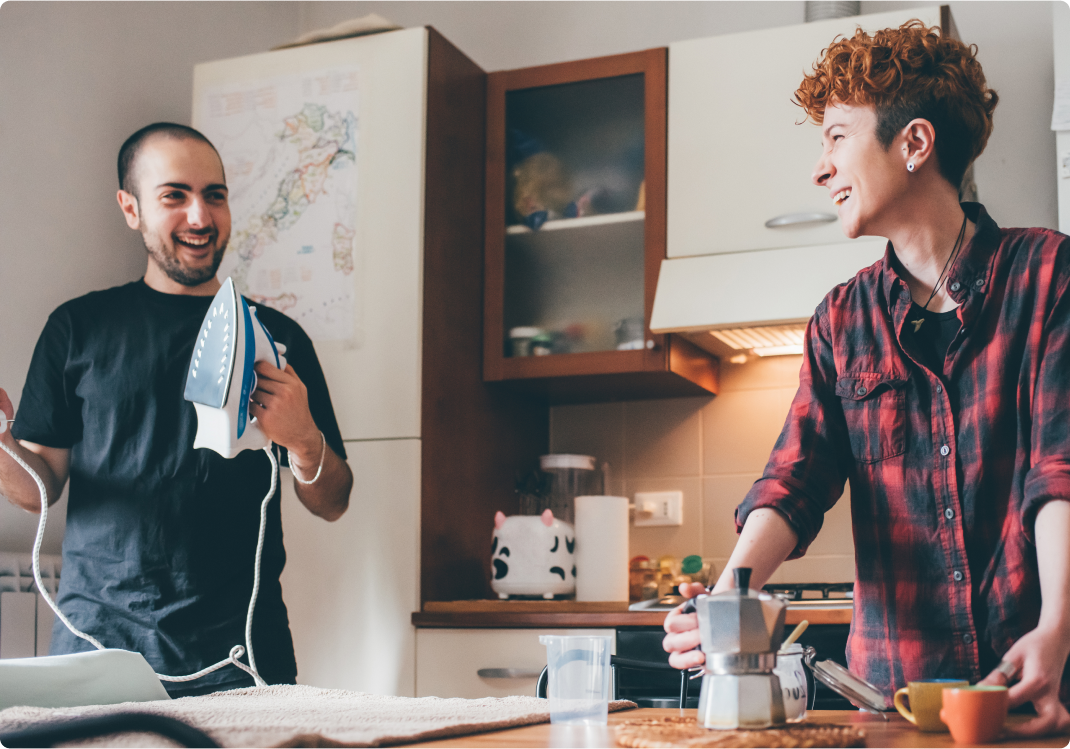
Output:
[709,323,807,357]
[753,344,805,357]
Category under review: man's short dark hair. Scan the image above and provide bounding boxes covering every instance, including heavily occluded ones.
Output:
[117,123,221,196]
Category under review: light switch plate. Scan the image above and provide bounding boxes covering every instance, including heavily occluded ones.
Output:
[633,490,684,526]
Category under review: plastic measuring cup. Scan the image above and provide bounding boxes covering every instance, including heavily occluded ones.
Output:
[539,635,612,725]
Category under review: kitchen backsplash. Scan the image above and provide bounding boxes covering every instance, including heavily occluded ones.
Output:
[549,354,854,584]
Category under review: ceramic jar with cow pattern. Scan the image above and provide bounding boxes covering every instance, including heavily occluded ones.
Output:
[491,509,576,599]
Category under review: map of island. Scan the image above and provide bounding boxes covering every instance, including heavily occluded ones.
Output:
[198,68,362,344]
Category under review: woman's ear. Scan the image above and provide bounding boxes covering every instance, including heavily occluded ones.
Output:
[901,118,937,174]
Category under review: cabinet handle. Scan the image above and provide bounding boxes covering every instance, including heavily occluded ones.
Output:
[477,668,544,679]
[764,212,837,228]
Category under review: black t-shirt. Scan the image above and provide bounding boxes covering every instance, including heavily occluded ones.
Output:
[12,280,346,695]
[904,301,961,376]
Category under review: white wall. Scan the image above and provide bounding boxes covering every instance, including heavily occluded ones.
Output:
[1055,0,1070,234]
[298,1,807,71]
[0,2,299,551]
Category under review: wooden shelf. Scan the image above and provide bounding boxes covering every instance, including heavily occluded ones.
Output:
[505,210,644,235]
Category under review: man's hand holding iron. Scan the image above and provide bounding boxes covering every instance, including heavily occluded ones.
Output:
[248,361,319,460]
[248,361,351,521]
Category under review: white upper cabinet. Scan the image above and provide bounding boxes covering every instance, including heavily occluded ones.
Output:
[667,7,944,258]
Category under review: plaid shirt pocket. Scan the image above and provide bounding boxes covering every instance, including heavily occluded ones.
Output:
[835,374,907,463]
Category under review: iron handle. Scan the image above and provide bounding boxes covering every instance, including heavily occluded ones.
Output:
[764,212,837,228]
[477,668,544,679]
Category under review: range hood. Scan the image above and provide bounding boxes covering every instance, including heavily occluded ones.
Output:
[649,239,886,361]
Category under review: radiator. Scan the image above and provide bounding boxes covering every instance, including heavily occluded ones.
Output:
[0,551,61,658]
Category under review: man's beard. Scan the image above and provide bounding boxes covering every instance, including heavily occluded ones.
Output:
[142,230,227,287]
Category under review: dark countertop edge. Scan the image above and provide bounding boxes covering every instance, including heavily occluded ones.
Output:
[411,611,668,628]
[410,609,850,628]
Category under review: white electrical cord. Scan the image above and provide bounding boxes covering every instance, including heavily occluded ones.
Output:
[0,413,271,688]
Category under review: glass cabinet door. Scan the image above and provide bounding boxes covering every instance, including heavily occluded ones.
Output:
[503,74,646,358]
[484,48,718,402]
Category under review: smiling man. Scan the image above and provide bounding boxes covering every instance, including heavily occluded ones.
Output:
[0,123,353,696]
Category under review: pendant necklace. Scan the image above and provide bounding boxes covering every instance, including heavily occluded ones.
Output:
[910,214,968,334]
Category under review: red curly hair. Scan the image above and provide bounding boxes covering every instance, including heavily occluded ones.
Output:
[795,20,998,189]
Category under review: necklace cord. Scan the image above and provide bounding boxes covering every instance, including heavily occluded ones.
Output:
[919,213,969,314]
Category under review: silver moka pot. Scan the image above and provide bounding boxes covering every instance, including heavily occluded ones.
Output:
[693,567,788,729]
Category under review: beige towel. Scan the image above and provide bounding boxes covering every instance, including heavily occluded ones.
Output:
[0,684,637,747]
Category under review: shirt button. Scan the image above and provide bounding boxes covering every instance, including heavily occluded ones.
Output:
[964,634,974,645]
[953,570,964,582]
[856,385,868,396]
[940,445,951,456]
[936,384,943,393]
[950,282,961,292]
[944,508,955,520]
[975,279,985,288]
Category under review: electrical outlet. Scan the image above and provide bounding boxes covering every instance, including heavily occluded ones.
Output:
[633,490,684,526]
[1061,151,1070,180]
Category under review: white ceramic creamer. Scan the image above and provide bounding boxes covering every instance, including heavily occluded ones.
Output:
[491,509,576,599]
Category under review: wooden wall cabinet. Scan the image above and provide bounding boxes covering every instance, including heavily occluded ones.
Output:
[483,50,719,404]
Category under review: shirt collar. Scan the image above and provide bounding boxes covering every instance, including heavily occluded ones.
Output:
[881,202,1001,310]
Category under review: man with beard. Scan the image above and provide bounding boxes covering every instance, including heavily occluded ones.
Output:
[0,123,353,696]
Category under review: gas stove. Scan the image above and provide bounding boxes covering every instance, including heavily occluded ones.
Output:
[765,582,854,610]
[628,582,854,611]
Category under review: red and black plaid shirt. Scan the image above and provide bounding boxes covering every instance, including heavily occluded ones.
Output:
[737,203,1070,706]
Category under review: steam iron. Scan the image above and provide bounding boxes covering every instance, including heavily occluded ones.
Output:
[184,277,286,458]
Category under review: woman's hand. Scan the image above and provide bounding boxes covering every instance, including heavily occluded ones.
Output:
[662,582,708,670]
[979,625,1070,737]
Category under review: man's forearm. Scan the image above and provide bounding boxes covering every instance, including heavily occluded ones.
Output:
[0,440,63,513]
[291,444,352,521]
[711,507,799,593]
[1034,500,1070,636]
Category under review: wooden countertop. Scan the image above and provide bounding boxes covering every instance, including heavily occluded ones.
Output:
[399,708,1068,747]
[412,600,852,628]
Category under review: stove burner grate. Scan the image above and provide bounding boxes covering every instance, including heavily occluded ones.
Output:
[762,582,854,601]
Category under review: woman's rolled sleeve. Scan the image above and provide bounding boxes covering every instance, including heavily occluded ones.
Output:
[735,301,851,558]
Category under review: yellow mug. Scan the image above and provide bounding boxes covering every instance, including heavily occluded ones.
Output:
[893,679,969,732]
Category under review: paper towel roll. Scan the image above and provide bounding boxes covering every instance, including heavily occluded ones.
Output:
[574,495,630,602]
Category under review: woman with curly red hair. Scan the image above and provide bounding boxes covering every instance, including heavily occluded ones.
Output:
[664,21,1069,736]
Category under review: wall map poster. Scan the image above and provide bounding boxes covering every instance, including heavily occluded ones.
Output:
[198,67,361,344]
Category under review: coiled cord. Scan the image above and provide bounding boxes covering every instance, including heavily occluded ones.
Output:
[0,413,270,687]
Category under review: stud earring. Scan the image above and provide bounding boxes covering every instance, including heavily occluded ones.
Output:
[907,162,915,172]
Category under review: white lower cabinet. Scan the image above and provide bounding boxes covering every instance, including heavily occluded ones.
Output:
[415,628,615,699]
